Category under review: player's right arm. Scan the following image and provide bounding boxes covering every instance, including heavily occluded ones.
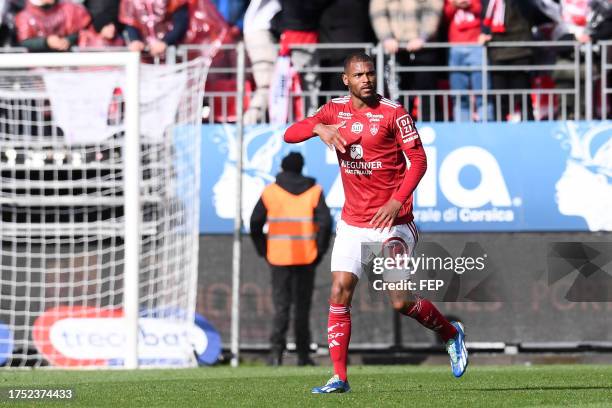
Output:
[284,103,347,153]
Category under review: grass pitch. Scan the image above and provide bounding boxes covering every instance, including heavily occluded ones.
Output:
[1,364,611,407]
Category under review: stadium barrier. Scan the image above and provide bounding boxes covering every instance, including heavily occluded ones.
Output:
[4,40,599,123]
[173,40,592,123]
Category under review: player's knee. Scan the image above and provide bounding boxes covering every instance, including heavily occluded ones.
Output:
[329,281,352,304]
[391,300,406,313]
[392,300,416,314]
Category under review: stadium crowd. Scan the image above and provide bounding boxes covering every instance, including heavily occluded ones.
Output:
[1,0,612,121]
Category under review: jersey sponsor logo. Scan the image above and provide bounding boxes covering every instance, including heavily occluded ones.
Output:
[338,112,352,119]
[369,123,379,136]
[350,144,363,160]
[366,112,384,122]
[396,114,419,143]
[340,158,383,175]
[351,121,364,134]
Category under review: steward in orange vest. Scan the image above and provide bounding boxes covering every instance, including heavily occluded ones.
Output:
[250,152,332,366]
[250,152,332,267]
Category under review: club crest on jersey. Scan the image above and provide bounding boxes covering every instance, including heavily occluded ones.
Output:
[369,123,379,135]
[351,122,363,134]
[350,144,363,160]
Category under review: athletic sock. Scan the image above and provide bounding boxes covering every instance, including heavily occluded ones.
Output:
[327,303,351,381]
[401,297,458,343]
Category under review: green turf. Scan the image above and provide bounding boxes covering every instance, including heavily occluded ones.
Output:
[0,364,611,407]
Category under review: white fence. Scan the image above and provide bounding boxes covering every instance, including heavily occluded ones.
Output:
[4,40,607,122]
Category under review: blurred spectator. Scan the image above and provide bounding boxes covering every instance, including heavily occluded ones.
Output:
[318,0,376,92]
[370,0,445,121]
[445,0,491,121]
[15,0,91,51]
[211,0,248,30]
[183,0,231,46]
[243,0,281,124]
[481,0,536,121]
[78,0,123,47]
[535,0,590,42]
[277,0,328,116]
[119,0,189,58]
[587,0,612,41]
[0,0,9,45]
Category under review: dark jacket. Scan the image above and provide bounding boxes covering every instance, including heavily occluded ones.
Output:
[482,0,536,62]
[250,171,332,265]
[273,0,328,32]
[319,0,375,44]
[85,0,121,32]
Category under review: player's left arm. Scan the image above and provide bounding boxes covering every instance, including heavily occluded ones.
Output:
[370,108,427,231]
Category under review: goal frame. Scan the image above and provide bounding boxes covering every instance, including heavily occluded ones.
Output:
[0,52,141,369]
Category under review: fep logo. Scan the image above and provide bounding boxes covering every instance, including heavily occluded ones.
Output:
[416,127,513,208]
[33,306,221,367]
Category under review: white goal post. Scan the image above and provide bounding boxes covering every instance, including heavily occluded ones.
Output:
[0,52,208,368]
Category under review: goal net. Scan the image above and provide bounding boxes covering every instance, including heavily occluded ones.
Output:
[0,53,209,368]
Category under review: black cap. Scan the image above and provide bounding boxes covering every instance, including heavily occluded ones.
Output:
[281,152,304,173]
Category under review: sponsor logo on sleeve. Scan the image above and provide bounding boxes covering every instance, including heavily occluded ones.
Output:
[396,114,419,144]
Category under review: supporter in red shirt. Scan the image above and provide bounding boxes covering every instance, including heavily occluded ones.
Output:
[119,0,189,58]
[444,0,491,121]
[15,0,91,52]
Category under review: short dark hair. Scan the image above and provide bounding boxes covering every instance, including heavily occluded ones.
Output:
[343,52,375,73]
[281,151,304,173]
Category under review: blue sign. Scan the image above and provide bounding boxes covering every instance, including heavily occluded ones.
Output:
[200,121,612,232]
[194,313,222,365]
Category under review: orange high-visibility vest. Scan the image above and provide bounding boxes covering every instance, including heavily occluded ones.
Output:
[261,183,322,266]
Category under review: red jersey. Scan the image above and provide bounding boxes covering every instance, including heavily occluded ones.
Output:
[15,1,91,42]
[444,0,482,43]
[119,0,187,43]
[285,94,427,228]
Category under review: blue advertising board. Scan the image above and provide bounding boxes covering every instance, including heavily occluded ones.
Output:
[200,121,612,233]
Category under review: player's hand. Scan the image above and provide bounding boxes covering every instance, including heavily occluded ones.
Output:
[406,38,424,52]
[370,198,403,232]
[314,122,347,153]
[128,40,145,52]
[383,38,399,54]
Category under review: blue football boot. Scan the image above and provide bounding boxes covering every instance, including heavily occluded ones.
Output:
[446,321,468,378]
[311,375,351,394]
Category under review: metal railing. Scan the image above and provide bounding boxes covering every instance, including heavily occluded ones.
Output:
[2,40,608,122]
